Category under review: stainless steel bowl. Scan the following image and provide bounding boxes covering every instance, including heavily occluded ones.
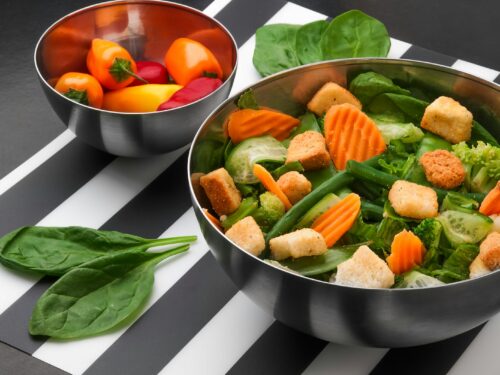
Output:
[188,58,500,347]
[34,0,238,157]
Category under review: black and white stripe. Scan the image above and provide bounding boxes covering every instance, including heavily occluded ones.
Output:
[0,1,499,374]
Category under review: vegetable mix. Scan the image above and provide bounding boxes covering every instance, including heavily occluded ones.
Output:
[195,71,500,289]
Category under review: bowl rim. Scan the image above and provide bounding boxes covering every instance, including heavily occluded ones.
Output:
[33,0,239,116]
[188,57,500,292]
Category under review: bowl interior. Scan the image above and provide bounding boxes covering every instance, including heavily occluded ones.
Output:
[35,0,237,87]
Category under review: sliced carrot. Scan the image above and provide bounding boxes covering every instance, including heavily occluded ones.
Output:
[311,193,361,247]
[227,108,300,143]
[386,230,426,275]
[252,164,292,210]
[479,182,500,215]
[323,103,386,170]
[203,208,222,230]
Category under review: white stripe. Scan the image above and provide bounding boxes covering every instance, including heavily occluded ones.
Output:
[388,38,412,59]
[159,292,274,375]
[448,315,500,375]
[33,209,208,375]
[0,130,74,196]
[0,148,185,314]
[203,0,232,16]
[452,60,500,82]
[303,344,388,375]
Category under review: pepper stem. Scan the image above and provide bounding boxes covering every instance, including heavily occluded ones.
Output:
[109,58,149,84]
[64,89,89,105]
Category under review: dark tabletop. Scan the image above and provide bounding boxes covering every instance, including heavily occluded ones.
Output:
[0,0,498,374]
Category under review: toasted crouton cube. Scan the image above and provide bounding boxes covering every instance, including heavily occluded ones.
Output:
[469,256,491,279]
[307,82,362,116]
[421,96,472,144]
[200,168,241,216]
[419,150,466,189]
[388,180,438,219]
[277,171,312,204]
[479,232,500,270]
[269,228,327,261]
[334,245,394,288]
[286,131,331,170]
[226,216,265,256]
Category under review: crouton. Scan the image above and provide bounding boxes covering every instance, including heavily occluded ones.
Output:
[334,245,394,288]
[200,168,241,216]
[307,82,362,116]
[388,180,438,219]
[269,228,327,261]
[286,131,331,170]
[469,256,491,279]
[419,150,466,189]
[277,171,312,204]
[190,172,211,208]
[225,216,265,256]
[421,96,472,144]
[479,232,500,270]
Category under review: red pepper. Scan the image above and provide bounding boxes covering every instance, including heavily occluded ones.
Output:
[130,61,169,86]
[157,77,223,110]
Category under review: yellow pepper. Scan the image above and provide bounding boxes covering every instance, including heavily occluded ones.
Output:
[103,84,182,113]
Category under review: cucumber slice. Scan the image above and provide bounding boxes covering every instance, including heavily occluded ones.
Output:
[437,210,493,246]
[225,136,287,184]
[397,270,444,288]
[294,193,340,229]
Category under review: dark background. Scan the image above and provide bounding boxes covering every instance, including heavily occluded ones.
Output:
[0,0,498,374]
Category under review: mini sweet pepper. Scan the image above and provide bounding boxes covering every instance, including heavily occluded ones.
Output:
[103,84,182,112]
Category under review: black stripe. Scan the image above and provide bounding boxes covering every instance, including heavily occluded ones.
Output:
[494,74,500,84]
[370,325,484,375]
[0,140,112,235]
[228,322,328,375]
[0,151,188,353]
[401,45,457,66]
[84,252,237,375]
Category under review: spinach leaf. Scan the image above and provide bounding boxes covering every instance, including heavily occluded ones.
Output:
[236,89,259,110]
[295,20,328,65]
[432,244,479,282]
[0,226,196,276]
[349,72,410,106]
[304,162,337,190]
[320,10,390,60]
[29,245,189,339]
[271,161,305,180]
[253,24,300,77]
[290,112,322,137]
[368,93,428,123]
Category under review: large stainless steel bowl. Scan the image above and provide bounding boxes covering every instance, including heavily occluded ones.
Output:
[188,59,500,347]
[34,0,237,157]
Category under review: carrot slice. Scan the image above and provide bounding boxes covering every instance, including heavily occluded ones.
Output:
[386,230,426,274]
[227,109,300,143]
[203,208,222,230]
[479,182,500,215]
[323,103,386,170]
[252,164,292,210]
[311,193,361,247]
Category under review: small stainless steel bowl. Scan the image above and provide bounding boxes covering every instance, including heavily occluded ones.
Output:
[188,58,500,347]
[34,0,238,157]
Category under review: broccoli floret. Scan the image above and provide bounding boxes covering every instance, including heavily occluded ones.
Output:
[452,141,500,193]
[413,219,443,270]
[252,192,285,232]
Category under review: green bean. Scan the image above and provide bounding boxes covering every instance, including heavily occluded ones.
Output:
[265,172,354,243]
[361,201,384,221]
[346,160,486,202]
[472,120,499,147]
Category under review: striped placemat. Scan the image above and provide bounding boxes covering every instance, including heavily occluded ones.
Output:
[0,0,499,374]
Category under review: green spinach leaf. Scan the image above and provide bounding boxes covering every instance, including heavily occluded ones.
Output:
[29,245,189,339]
[349,72,410,106]
[236,89,259,110]
[295,20,328,64]
[253,24,300,77]
[320,10,390,60]
[0,226,196,276]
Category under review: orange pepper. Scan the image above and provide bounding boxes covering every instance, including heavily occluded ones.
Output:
[54,72,104,108]
[164,37,223,86]
[86,38,145,90]
[103,84,182,113]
